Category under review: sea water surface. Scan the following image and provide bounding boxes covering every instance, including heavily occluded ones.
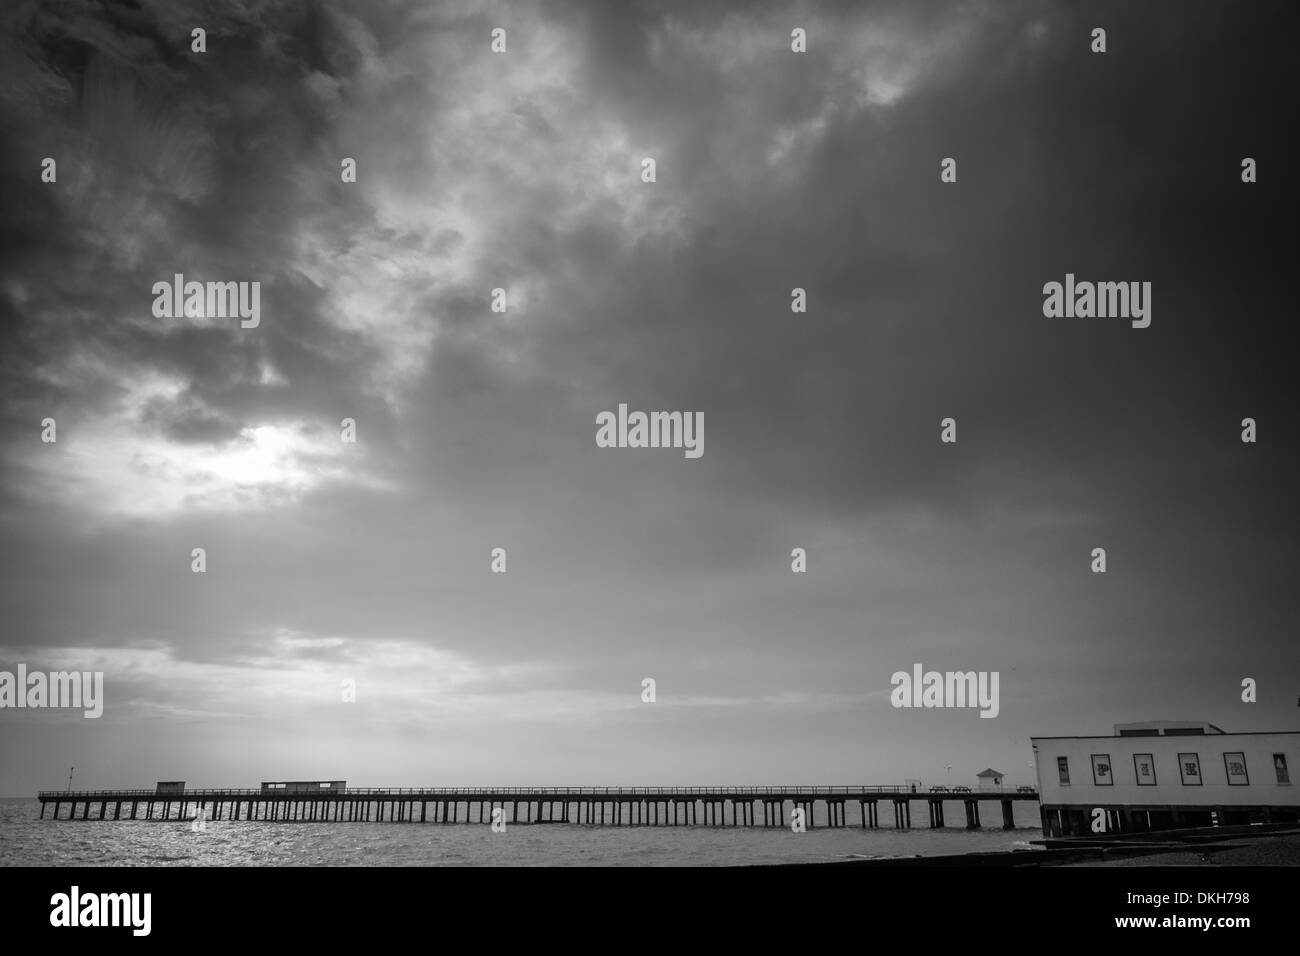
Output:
[0,798,1044,865]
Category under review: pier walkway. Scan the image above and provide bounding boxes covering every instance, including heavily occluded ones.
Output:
[37,785,1039,830]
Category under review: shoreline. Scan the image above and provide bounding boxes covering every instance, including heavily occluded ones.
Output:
[796,825,1300,867]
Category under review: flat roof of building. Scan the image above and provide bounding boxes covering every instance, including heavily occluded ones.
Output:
[1115,720,1226,734]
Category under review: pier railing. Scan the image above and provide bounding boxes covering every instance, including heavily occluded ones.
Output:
[37,784,948,798]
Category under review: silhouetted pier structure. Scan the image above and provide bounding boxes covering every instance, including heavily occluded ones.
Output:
[36,785,1038,830]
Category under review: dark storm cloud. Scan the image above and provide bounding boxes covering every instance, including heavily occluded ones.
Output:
[0,0,404,480]
[499,0,1298,523]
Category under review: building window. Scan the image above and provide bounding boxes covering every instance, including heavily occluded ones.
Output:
[1274,754,1290,785]
[1090,754,1113,786]
[1133,753,1156,785]
[1223,752,1249,786]
[1057,756,1070,785]
[1178,753,1202,786]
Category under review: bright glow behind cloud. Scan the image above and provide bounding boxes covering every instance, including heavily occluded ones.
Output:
[21,373,386,518]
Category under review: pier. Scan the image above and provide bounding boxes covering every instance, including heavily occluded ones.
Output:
[36,785,1038,829]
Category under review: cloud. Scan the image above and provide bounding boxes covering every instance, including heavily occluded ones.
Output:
[1,0,1296,794]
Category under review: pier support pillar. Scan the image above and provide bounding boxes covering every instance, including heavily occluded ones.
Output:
[1001,799,1014,830]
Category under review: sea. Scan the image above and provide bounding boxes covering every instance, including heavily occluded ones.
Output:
[0,797,1044,866]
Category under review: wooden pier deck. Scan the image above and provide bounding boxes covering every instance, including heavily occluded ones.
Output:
[36,786,1039,830]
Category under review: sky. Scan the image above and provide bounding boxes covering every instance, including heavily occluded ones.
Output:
[0,0,1296,796]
